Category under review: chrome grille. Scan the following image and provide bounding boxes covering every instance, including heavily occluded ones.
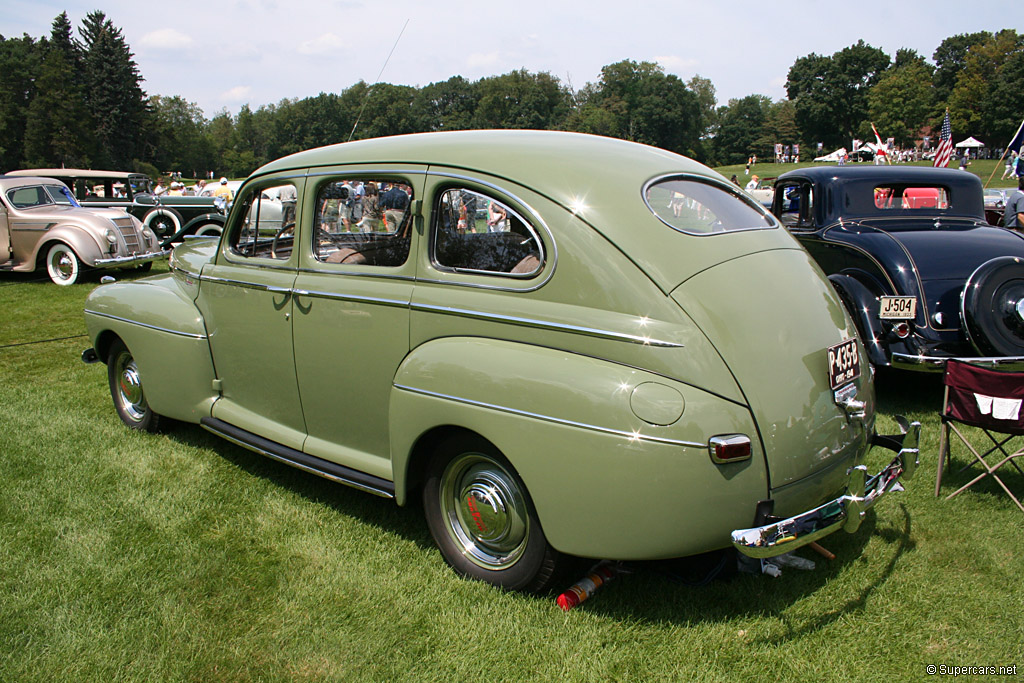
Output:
[113,217,143,252]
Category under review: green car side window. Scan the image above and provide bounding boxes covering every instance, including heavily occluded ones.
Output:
[230,181,298,261]
[431,188,543,277]
[645,176,774,235]
[312,179,413,267]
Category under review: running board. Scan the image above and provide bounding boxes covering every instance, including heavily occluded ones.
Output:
[200,417,395,499]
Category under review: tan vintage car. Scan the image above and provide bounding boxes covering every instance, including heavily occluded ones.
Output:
[0,175,166,285]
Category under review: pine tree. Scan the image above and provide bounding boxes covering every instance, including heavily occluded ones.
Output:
[77,11,150,168]
[23,13,93,167]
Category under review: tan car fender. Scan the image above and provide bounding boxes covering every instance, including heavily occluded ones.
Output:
[31,222,107,267]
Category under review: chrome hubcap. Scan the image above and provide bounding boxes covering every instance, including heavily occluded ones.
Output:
[441,453,529,570]
[52,252,74,280]
[114,352,147,422]
[1015,298,1024,324]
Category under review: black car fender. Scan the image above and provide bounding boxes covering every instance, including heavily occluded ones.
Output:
[159,213,227,246]
[828,273,888,367]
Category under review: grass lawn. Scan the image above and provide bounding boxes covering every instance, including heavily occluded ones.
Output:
[2,263,1023,682]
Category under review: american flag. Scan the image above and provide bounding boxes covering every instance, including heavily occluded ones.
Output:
[934,111,953,168]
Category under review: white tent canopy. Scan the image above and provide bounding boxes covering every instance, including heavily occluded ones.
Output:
[955,136,985,148]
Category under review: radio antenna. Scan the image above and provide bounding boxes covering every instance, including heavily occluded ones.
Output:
[348,18,410,142]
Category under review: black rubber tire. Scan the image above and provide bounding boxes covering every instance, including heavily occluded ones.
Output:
[107,339,163,432]
[136,261,153,272]
[423,433,564,592]
[961,256,1024,356]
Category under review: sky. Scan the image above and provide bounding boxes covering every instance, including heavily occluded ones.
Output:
[2,0,1021,119]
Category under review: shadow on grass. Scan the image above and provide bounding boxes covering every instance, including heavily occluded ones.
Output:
[163,420,918,627]
[166,423,434,549]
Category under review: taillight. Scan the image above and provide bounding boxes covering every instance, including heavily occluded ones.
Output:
[892,322,911,338]
[708,434,752,464]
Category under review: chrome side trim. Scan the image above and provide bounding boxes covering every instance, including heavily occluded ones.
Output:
[170,264,203,281]
[199,274,293,293]
[292,288,409,308]
[409,302,684,348]
[394,383,703,448]
[84,309,208,339]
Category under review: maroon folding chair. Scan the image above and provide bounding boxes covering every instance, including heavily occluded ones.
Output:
[936,359,1024,512]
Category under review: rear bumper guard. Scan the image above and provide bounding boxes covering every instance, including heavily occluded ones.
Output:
[93,249,169,268]
[731,416,920,559]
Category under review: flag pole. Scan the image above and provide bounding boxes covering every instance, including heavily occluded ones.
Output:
[986,116,1024,188]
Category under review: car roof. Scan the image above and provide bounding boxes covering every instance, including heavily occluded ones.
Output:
[0,175,71,190]
[7,168,145,180]
[778,164,983,187]
[253,130,718,210]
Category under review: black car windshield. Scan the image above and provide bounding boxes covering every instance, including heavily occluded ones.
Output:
[45,184,81,207]
[645,177,775,235]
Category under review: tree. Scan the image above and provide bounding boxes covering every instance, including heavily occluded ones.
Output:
[948,30,1023,140]
[787,41,890,148]
[865,59,935,147]
[933,32,992,103]
[77,11,150,168]
[0,34,41,170]
[985,50,1024,146]
[713,95,772,164]
[149,95,211,177]
[23,13,94,167]
[413,76,478,132]
[472,69,571,130]
[569,60,701,157]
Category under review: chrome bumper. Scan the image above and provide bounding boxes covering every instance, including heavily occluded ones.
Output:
[732,416,920,559]
[891,352,1024,372]
[93,249,170,268]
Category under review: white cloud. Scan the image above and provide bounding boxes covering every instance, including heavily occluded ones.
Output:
[467,51,501,69]
[653,55,698,73]
[139,28,193,50]
[298,33,345,56]
[220,86,253,103]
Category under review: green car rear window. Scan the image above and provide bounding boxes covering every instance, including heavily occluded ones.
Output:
[645,177,774,235]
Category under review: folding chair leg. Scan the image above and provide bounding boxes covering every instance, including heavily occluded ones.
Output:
[936,417,950,497]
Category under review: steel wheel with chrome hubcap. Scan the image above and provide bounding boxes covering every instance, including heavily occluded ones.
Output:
[423,434,565,592]
[45,242,82,285]
[107,339,162,432]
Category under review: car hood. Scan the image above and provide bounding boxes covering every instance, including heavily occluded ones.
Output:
[671,247,874,489]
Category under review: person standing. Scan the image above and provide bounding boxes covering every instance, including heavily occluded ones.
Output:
[1003,151,1018,180]
[213,177,234,202]
[1005,176,1024,230]
[745,174,759,191]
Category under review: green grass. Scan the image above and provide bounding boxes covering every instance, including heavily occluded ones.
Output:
[714,158,1021,189]
[2,264,1023,682]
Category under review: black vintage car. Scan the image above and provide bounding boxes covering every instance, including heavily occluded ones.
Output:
[773,166,1024,370]
[7,169,227,246]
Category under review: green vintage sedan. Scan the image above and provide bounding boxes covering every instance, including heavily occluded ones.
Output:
[83,131,919,591]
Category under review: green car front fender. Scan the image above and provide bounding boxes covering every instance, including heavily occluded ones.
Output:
[390,337,768,560]
[85,273,217,423]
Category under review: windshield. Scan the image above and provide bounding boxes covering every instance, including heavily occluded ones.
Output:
[129,174,152,194]
[645,176,775,235]
[45,184,80,207]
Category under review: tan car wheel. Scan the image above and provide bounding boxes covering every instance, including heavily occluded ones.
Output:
[45,243,81,286]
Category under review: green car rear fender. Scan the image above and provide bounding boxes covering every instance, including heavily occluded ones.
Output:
[390,337,768,560]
